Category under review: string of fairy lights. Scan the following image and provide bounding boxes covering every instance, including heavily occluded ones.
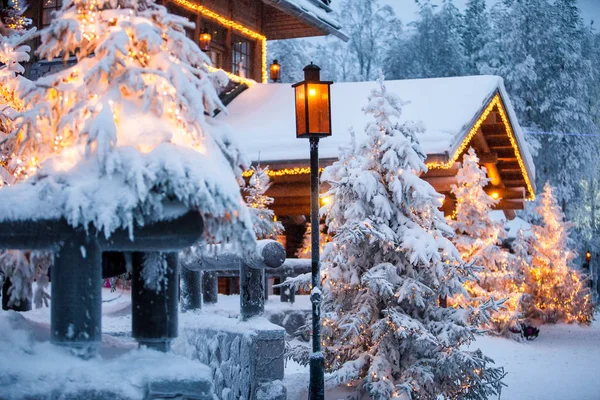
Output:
[171,0,268,83]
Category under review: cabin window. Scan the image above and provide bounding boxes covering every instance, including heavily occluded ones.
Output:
[42,0,62,27]
[231,34,253,78]
[203,20,226,70]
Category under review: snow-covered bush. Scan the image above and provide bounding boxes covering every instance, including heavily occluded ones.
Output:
[291,75,505,399]
[449,148,524,337]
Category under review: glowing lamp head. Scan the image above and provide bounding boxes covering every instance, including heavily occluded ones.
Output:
[270,60,281,82]
[199,28,212,52]
[292,63,333,139]
[491,191,500,200]
[320,196,331,206]
[586,251,592,261]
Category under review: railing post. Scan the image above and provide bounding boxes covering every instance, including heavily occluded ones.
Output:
[132,252,179,352]
[181,267,202,312]
[51,233,102,358]
[280,269,296,303]
[240,262,264,320]
[202,271,219,304]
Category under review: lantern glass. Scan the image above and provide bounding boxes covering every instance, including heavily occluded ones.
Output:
[199,30,212,52]
[307,83,331,136]
[270,61,281,82]
[294,84,307,137]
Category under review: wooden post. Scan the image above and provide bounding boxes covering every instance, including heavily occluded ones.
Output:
[51,234,102,358]
[202,271,219,304]
[181,267,202,312]
[131,252,180,352]
[240,263,264,320]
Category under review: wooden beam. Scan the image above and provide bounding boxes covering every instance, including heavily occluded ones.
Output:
[272,205,310,216]
[422,163,460,178]
[485,187,526,200]
[493,199,525,210]
[425,176,458,193]
[504,179,526,187]
[479,152,498,165]
[267,184,309,198]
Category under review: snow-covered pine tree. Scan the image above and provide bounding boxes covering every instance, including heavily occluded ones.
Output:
[462,0,489,73]
[244,165,283,240]
[385,0,466,80]
[523,183,594,324]
[3,0,253,245]
[315,76,505,399]
[449,148,524,336]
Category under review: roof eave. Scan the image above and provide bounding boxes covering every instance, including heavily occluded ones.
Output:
[265,0,350,41]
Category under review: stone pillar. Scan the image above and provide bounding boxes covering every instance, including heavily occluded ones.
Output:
[181,266,202,312]
[51,234,102,358]
[240,263,264,320]
[2,277,32,312]
[202,271,218,304]
[132,252,179,352]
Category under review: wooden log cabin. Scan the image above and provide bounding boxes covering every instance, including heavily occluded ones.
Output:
[218,75,537,258]
[21,0,348,81]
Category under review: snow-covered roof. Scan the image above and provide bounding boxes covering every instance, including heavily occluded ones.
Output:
[264,0,349,41]
[218,75,535,181]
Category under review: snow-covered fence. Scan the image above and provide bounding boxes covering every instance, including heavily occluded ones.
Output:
[177,241,287,400]
[182,239,286,320]
[0,211,204,356]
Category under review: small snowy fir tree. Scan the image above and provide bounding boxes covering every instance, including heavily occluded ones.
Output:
[244,165,283,240]
[306,76,505,399]
[295,221,331,259]
[523,183,594,324]
[449,148,524,337]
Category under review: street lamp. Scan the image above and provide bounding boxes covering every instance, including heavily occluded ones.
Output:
[292,63,332,400]
[270,59,281,82]
[199,28,212,52]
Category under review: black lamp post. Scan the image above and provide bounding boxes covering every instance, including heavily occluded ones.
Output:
[270,59,281,82]
[292,63,332,400]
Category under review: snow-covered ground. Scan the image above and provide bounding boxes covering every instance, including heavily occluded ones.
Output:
[284,315,600,400]
[4,290,599,400]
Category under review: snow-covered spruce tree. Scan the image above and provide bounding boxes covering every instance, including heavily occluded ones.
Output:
[5,0,253,242]
[523,183,594,324]
[449,148,524,337]
[0,0,255,306]
[313,76,505,399]
[244,165,283,240]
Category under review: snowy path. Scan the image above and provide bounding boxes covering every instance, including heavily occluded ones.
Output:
[284,316,600,400]
[9,291,600,400]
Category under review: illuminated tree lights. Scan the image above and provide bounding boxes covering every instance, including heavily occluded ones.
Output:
[289,76,506,399]
[171,0,268,83]
[426,94,536,202]
[448,148,525,336]
[521,183,594,324]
